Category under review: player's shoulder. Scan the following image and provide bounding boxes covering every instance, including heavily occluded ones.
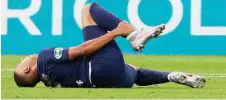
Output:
[39,47,53,54]
[38,47,68,62]
[38,47,55,59]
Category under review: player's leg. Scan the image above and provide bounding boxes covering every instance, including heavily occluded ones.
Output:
[130,64,170,86]
[81,7,126,88]
[117,64,169,88]
[127,64,206,88]
[83,3,165,51]
[82,3,120,31]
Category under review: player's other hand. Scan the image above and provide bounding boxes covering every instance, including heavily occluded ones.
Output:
[115,21,135,36]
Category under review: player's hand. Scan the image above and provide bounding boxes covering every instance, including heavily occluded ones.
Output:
[115,21,135,36]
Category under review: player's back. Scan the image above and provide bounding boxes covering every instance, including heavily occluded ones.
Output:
[37,47,92,87]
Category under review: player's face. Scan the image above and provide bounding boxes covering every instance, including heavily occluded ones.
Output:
[15,54,38,82]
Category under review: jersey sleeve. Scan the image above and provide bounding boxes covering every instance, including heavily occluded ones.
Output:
[38,47,70,63]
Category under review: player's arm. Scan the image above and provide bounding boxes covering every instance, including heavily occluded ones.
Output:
[38,21,134,62]
[68,29,118,60]
[68,21,135,60]
[39,29,119,63]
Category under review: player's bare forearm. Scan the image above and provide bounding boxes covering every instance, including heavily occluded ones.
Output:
[68,21,134,60]
[81,29,119,56]
[68,29,119,60]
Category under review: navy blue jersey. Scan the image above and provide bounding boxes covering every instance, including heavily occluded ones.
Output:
[37,47,92,88]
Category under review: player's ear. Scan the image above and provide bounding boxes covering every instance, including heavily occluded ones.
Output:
[23,67,30,74]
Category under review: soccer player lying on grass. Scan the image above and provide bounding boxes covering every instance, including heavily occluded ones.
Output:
[14,3,206,88]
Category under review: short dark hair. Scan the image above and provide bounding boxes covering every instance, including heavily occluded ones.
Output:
[14,71,38,87]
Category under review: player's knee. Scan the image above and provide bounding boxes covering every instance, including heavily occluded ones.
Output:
[82,4,91,13]
[81,4,96,28]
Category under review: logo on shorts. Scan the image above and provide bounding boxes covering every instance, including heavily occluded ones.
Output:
[76,80,83,87]
[54,48,63,59]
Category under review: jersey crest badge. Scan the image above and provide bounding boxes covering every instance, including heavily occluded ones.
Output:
[54,47,63,59]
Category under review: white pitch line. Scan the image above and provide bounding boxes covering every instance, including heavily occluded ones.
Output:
[1,69,15,71]
[195,73,226,75]
[204,76,226,78]
[2,76,12,78]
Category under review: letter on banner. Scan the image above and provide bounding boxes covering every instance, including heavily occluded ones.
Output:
[52,0,63,35]
[191,0,226,35]
[1,0,42,35]
[128,0,183,35]
[74,0,87,29]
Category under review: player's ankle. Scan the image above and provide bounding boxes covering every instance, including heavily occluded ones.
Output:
[126,31,137,41]
[167,72,172,82]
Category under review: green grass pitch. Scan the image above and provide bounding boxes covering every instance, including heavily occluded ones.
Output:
[1,55,226,99]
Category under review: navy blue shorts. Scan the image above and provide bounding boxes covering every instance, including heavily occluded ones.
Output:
[82,26,137,88]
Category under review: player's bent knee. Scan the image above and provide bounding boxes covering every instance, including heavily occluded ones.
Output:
[81,4,97,28]
[82,4,91,13]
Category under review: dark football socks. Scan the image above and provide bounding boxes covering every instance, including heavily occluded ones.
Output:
[135,68,170,86]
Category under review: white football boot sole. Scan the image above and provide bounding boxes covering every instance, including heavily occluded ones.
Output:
[168,72,206,88]
[126,24,165,52]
